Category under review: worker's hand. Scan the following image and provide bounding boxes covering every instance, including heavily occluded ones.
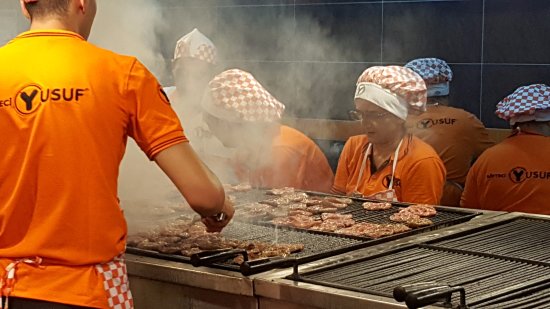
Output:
[201,197,235,233]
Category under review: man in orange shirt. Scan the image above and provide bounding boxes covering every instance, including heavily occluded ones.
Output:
[405,58,493,206]
[202,69,334,192]
[0,1,233,308]
[332,66,446,204]
[461,84,550,215]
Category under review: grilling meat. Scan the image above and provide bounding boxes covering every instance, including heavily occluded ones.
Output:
[321,213,353,221]
[363,201,393,211]
[307,206,338,214]
[325,197,353,205]
[129,220,305,264]
[282,192,309,202]
[288,209,314,217]
[303,199,323,206]
[260,197,291,207]
[266,187,295,195]
[236,203,274,220]
[390,211,433,227]
[311,218,356,232]
[401,204,437,217]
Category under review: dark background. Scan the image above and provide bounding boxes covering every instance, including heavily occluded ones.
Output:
[155,0,550,129]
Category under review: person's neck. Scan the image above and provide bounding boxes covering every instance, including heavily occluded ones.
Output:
[29,18,79,35]
[517,123,550,137]
[373,131,406,158]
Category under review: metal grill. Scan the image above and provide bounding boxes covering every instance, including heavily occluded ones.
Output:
[127,221,364,274]
[244,189,479,240]
[295,245,550,307]
[127,189,478,275]
[430,218,550,263]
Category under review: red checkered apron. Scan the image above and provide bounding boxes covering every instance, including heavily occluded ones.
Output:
[95,255,134,309]
[0,255,133,309]
[352,139,403,202]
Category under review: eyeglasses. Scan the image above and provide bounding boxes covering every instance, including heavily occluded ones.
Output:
[349,110,391,121]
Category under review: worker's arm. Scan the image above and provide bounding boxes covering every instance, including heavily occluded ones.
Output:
[154,142,234,231]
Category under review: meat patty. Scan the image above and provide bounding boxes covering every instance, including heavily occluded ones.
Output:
[266,187,295,195]
[321,213,353,221]
[260,197,291,207]
[307,206,338,214]
[363,201,393,211]
[402,204,437,217]
[282,192,309,202]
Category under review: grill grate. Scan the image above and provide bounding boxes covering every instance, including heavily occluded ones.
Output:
[296,245,550,307]
[127,189,478,274]
[221,222,362,258]
[430,218,550,263]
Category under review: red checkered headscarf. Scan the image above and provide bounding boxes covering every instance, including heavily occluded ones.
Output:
[174,28,217,65]
[496,84,550,125]
[203,69,285,123]
[355,66,427,120]
[405,58,452,97]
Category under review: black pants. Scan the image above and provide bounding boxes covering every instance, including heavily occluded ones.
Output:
[2,297,95,309]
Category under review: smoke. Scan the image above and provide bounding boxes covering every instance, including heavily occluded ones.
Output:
[89,0,186,227]
[89,0,168,82]
[88,0,366,227]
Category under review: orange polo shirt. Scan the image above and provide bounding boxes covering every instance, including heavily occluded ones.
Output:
[461,131,550,214]
[0,30,187,307]
[332,134,446,204]
[406,104,494,184]
[235,126,334,193]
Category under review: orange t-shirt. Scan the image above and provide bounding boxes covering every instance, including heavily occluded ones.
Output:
[461,131,550,214]
[406,105,494,184]
[332,134,446,204]
[234,126,334,193]
[0,30,187,307]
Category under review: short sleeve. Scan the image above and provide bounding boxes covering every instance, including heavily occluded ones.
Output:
[125,60,188,160]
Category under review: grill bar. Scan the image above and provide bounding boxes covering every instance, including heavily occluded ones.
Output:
[295,245,550,307]
[431,218,550,263]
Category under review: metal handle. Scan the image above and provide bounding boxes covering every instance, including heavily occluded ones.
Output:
[405,285,467,309]
[190,249,248,267]
[240,257,298,276]
[393,282,442,302]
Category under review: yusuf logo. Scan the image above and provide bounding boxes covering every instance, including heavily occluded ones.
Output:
[14,84,89,115]
[509,167,527,183]
[15,85,42,115]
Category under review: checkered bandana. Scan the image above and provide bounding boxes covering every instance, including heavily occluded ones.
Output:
[356,66,427,118]
[405,58,453,85]
[496,84,550,124]
[173,28,217,65]
[204,69,285,123]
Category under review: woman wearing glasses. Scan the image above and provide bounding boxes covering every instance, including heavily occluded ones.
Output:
[331,66,446,204]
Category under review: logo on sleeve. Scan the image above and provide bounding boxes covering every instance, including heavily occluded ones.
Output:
[13,84,89,115]
[158,86,171,105]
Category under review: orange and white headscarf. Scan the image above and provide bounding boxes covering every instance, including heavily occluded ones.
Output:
[354,66,427,120]
[496,84,550,125]
[173,28,217,65]
[203,69,285,123]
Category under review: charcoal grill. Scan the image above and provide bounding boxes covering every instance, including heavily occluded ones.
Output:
[291,213,550,308]
[127,189,479,275]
